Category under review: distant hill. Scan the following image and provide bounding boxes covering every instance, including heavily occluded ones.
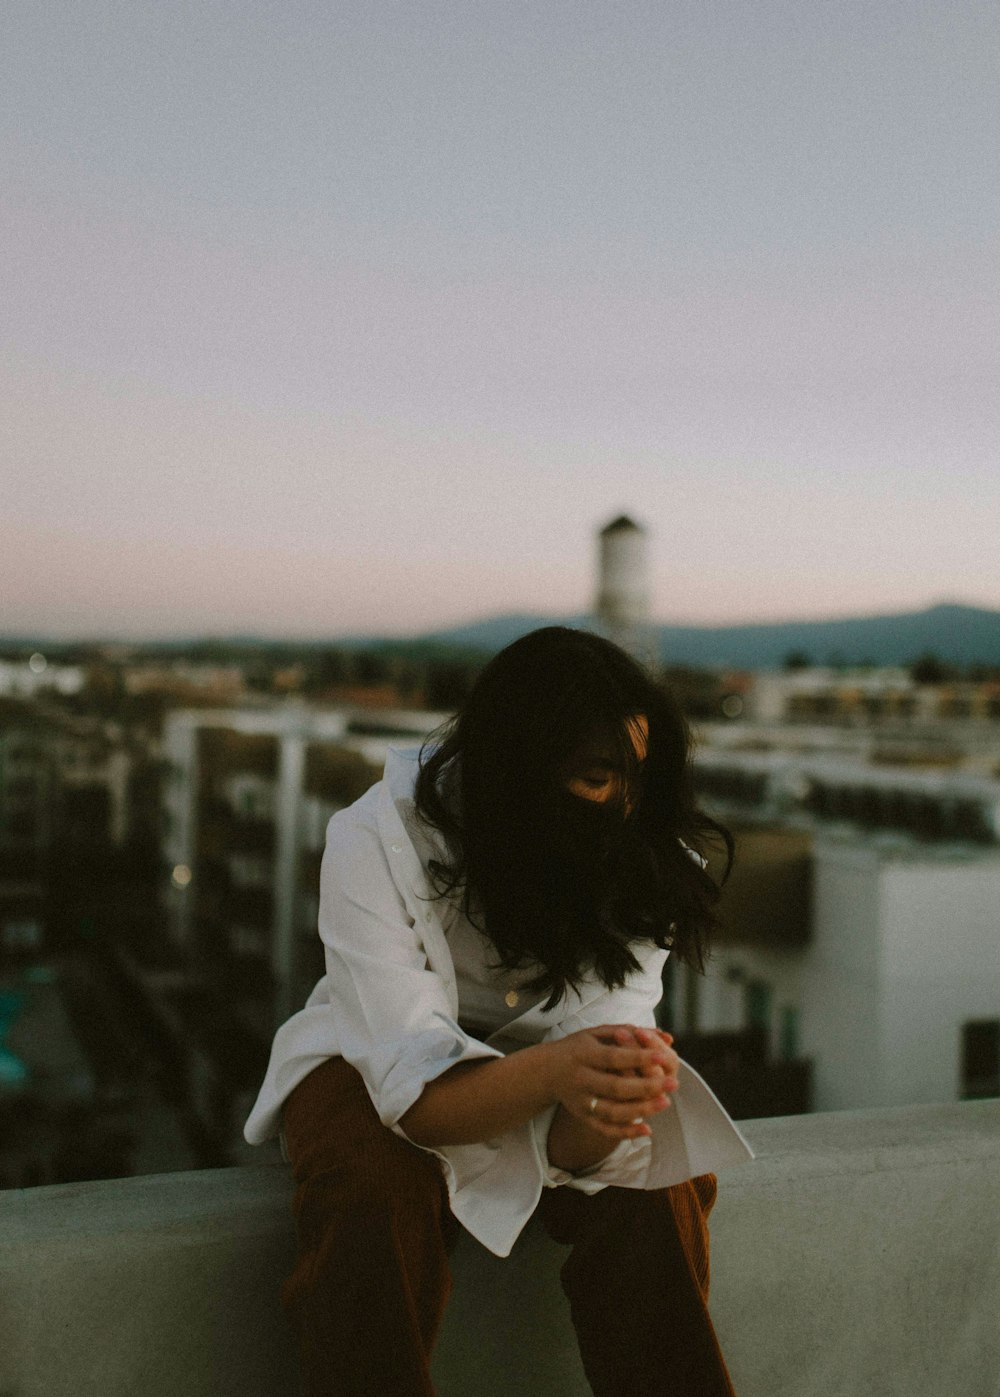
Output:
[4,602,998,671]
[418,603,1000,670]
[421,613,590,653]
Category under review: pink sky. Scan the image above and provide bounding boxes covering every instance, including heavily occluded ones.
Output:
[3,3,998,638]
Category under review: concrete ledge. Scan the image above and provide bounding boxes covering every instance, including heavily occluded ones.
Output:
[2,1101,998,1396]
[709,1101,1000,1397]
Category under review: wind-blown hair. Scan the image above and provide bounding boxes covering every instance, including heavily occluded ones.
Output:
[414,626,732,1010]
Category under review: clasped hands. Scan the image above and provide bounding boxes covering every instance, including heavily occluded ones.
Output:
[548,1023,680,1142]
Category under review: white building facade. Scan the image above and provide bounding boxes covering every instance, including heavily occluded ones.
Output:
[802,839,1000,1111]
[686,741,1000,1115]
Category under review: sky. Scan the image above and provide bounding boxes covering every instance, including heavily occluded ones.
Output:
[3,1,999,639]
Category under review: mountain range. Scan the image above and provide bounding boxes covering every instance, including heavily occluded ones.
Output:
[412,603,1000,670]
[5,603,999,671]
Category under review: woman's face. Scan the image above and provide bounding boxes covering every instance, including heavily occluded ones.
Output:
[562,714,649,815]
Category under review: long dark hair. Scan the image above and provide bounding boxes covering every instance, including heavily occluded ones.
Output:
[414,626,732,1010]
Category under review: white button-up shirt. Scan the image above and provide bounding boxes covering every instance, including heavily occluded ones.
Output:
[244,747,753,1257]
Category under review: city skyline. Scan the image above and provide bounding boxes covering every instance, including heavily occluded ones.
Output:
[4,3,999,639]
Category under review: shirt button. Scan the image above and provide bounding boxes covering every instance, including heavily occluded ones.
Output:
[505,990,520,1008]
[390,844,402,853]
[425,911,433,923]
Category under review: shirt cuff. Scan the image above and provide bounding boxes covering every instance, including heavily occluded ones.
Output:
[529,1106,654,1190]
[375,1018,502,1128]
[565,1132,652,1192]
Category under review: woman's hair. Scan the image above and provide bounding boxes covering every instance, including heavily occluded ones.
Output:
[414,626,733,1010]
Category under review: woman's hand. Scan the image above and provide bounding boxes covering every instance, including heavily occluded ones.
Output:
[545,1023,679,1141]
[400,1022,679,1157]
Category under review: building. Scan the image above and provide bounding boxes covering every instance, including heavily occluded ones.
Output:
[680,741,1000,1114]
[0,697,176,1190]
[158,703,446,1161]
[0,701,53,956]
[0,697,158,953]
[0,656,85,700]
[749,665,1000,736]
[162,705,446,1015]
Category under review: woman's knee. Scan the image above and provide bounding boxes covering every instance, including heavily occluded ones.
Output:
[295,1151,446,1218]
[291,1167,447,1263]
[282,1058,458,1263]
[283,1058,433,1187]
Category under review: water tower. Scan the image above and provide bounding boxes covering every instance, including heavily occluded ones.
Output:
[594,514,654,665]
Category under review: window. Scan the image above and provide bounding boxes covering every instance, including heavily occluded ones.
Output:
[961,1020,1000,1100]
[2,919,42,951]
[231,925,268,959]
[779,1005,799,1062]
[745,979,772,1032]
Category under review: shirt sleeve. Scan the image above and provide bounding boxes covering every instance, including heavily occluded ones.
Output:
[317,802,502,1129]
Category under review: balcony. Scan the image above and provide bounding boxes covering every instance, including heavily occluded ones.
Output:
[2,1100,997,1396]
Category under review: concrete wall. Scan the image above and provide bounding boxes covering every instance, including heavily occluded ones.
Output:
[2,1101,998,1397]
[801,841,1000,1112]
[802,840,884,1110]
[880,859,1000,1106]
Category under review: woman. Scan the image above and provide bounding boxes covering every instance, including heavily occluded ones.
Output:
[244,626,753,1396]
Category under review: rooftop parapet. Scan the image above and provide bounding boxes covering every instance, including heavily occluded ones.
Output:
[1,1100,997,1396]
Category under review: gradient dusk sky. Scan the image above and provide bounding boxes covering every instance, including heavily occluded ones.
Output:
[3,2,998,640]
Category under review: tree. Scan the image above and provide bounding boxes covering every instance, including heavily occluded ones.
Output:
[303,648,349,693]
[426,660,480,710]
[352,651,390,687]
[910,653,953,685]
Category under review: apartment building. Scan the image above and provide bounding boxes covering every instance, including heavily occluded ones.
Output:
[157,704,446,1160]
[750,666,1000,730]
[0,658,85,700]
[0,701,52,956]
[683,743,1000,1113]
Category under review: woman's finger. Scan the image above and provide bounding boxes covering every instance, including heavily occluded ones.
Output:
[580,1066,676,1104]
[574,1113,652,1141]
[589,1041,674,1076]
[578,1084,673,1124]
[594,1094,671,1126]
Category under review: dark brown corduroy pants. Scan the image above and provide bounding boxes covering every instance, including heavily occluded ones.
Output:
[281,1057,736,1397]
